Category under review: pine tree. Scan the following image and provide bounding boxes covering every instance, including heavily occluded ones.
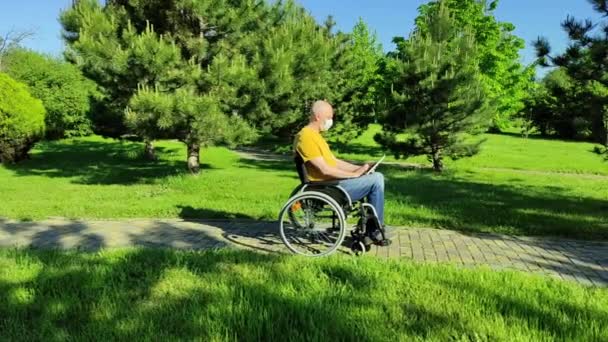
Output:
[60,0,353,170]
[534,0,608,146]
[376,3,491,172]
[241,2,336,138]
[330,18,384,142]
[60,0,270,171]
[415,0,533,132]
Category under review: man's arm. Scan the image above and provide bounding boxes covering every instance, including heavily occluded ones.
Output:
[335,158,364,172]
[308,157,369,179]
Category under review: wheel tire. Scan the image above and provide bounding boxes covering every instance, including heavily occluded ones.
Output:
[279,192,346,257]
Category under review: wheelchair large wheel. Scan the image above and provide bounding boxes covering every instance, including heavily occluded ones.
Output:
[279,192,346,257]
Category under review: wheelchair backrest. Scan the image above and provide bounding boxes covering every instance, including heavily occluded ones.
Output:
[294,153,309,184]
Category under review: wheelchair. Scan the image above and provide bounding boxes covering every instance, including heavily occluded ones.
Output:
[278,153,391,257]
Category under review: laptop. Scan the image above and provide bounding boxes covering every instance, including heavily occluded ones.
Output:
[365,154,386,175]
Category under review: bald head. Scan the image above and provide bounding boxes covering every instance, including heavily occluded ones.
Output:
[309,100,334,132]
[311,100,333,118]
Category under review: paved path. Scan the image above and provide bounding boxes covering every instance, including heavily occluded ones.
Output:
[1,218,607,287]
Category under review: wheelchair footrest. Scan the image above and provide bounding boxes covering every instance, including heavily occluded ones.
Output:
[362,237,391,247]
[377,239,391,247]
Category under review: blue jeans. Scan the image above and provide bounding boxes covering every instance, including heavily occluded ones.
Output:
[337,172,385,225]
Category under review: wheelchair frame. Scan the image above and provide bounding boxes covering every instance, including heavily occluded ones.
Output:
[278,153,390,257]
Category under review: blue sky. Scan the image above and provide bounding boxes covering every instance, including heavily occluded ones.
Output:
[0,0,602,76]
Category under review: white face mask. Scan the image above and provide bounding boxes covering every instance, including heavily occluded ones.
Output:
[321,118,333,132]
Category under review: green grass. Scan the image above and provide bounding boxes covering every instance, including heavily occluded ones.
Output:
[1,135,606,339]
[383,166,607,237]
[449,133,608,175]
[1,248,607,341]
[0,133,606,239]
[327,125,608,175]
[0,136,292,221]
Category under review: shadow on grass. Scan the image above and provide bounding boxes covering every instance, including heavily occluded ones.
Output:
[384,169,608,240]
[486,131,596,143]
[177,206,257,221]
[439,276,608,339]
[3,139,213,185]
[237,157,294,172]
[0,248,395,340]
[0,247,606,340]
[234,156,608,240]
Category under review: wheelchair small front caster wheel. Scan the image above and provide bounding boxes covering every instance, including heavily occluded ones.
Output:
[351,241,367,256]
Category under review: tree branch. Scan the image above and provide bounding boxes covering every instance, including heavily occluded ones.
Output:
[0,29,35,70]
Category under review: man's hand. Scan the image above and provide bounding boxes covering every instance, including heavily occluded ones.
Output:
[354,163,370,177]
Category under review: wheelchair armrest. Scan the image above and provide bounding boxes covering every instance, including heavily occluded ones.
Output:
[306,180,341,187]
[300,180,353,210]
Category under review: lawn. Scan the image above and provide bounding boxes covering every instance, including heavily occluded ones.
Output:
[1,132,607,341]
[0,248,606,341]
[327,125,608,176]
[0,133,606,239]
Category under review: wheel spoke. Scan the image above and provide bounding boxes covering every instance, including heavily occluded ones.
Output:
[280,194,346,257]
[317,231,335,245]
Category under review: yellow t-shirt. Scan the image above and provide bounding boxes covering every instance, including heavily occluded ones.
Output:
[293,126,337,182]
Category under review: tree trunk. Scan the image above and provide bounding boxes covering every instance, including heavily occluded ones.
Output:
[144,140,156,160]
[187,142,200,174]
[603,112,608,147]
[431,146,443,172]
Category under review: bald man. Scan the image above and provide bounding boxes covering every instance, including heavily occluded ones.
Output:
[293,100,389,230]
